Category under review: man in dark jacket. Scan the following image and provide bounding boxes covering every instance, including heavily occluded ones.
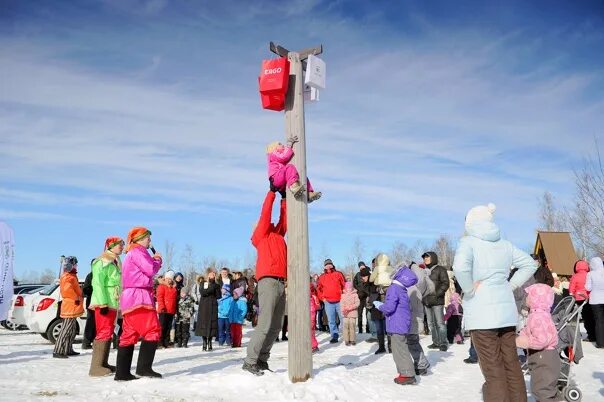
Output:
[82,269,95,350]
[317,259,346,343]
[421,251,449,352]
[353,262,371,333]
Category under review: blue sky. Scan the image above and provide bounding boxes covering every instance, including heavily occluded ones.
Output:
[1,0,603,278]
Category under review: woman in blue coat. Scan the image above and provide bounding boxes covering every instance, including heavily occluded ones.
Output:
[453,203,536,402]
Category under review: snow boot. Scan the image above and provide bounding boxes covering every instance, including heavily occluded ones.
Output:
[82,339,92,350]
[53,353,68,359]
[114,345,138,381]
[257,360,272,372]
[207,339,213,351]
[427,343,439,349]
[101,340,116,372]
[89,341,112,377]
[464,357,478,364]
[242,362,264,376]
[67,350,80,356]
[202,337,208,351]
[289,181,304,198]
[308,191,322,203]
[439,344,448,352]
[387,335,392,353]
[135,341,162,378]
[375,332,386,353]
[394,375,417,385]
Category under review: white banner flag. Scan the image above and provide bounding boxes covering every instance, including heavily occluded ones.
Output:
[0,221,15,321]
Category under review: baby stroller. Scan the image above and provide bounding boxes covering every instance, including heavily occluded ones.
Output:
[522,296,584,401]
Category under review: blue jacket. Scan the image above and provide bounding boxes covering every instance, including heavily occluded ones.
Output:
[229,298,248,324]
[218,294,233,319]
[586,257,604,305]
[378,267,418,335]
[453,221,537,330]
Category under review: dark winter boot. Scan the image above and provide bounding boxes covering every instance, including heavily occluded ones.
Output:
[114,345,138,381]
[89,341,112,377]
[242,361,264,376]
[375,332,386,354]
[202,337,208,351]
[101,340,116,372]
[387,335,392,354]
[135,340,162,378]
[112,334,118,350]
[208,338,213,351]
[82,338,92,350]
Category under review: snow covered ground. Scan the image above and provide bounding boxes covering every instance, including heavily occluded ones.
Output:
[0,326,602,401]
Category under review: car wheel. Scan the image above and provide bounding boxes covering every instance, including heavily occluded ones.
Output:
[47,319,63,344]
[3,319,19,331]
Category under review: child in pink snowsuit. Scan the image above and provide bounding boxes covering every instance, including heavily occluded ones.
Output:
[516,284,560,402]
[444,292,464,344]
[310,283,320,352]
[341,281,360,346]
[266,136,321,202]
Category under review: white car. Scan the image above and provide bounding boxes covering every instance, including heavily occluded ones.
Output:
[27,281,88,344]
[2,284,47,331]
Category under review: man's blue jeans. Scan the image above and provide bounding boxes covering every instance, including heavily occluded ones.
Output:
[324,301,342,339]
[424,305,447,347]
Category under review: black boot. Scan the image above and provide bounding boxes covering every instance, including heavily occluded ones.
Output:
[136,341,162,378]
[208,338,213,351]
[375,332,386,354]
[114,345,138,381]
[203,337,208,351]
[387,335,392,354]
[112,334,118,350]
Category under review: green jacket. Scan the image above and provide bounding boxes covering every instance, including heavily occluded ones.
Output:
[89,251,122,310]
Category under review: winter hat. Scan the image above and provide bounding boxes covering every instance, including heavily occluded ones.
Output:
[126,226,151,251]
[324,258,334,267]
[525,283,554,311]
[104,236,124,251]
[164,270,175,280]
[62,256,78,273]
[465,203,497,226]
[344,281,353,292]
[359,267,370,277]
[358,261,366,268]
[233,286,244,299]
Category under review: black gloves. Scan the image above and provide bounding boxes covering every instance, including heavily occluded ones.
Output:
[100,306,109,315]
[279,189,286,198]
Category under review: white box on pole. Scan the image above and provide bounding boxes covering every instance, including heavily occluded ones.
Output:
[304,54,325,89]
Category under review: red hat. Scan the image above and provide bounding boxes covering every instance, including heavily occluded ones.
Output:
[105,236,124,251]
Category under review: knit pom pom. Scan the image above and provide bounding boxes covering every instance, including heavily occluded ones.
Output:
[487,203,497,214]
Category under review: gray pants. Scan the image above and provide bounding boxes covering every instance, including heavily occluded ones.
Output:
[245,277,286,365]
[425,305,447,347]
[391,334,415,377]
[406,333,430,370]
[528,349,561,402]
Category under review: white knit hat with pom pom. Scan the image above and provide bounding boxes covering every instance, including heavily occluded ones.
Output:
[465,203,497,225]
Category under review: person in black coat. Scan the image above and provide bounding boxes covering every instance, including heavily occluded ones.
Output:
[173,272,185,346]
[82,267,95,350]
[421,251,450,352]
[353,265,371,333]
[195,271,221,351]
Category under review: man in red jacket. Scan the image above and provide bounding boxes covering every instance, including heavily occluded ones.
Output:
[243,185,287,376]
[318,259,346,343]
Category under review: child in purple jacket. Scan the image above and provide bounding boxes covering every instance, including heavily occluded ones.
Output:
[374,265,418,386]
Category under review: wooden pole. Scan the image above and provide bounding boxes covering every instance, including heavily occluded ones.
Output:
[285,51,312,383]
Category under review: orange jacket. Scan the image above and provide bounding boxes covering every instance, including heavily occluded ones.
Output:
[60,272,84,318]
[253,191,287,281]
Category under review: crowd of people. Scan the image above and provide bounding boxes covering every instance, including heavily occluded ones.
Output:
[47,191,604,401]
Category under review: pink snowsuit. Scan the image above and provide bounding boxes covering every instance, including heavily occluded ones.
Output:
[267,145,314,192]
[310,290,319,350]
[444,292,464,343]
[516,284,560,402]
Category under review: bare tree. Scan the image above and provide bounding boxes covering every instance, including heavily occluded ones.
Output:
[39,268,57,284]
[163,240,176,271]
[538,191,567,232]
[432,235,455,267]
[568,145,604,256]
[178,244,197,290]
[389,241,409,267]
